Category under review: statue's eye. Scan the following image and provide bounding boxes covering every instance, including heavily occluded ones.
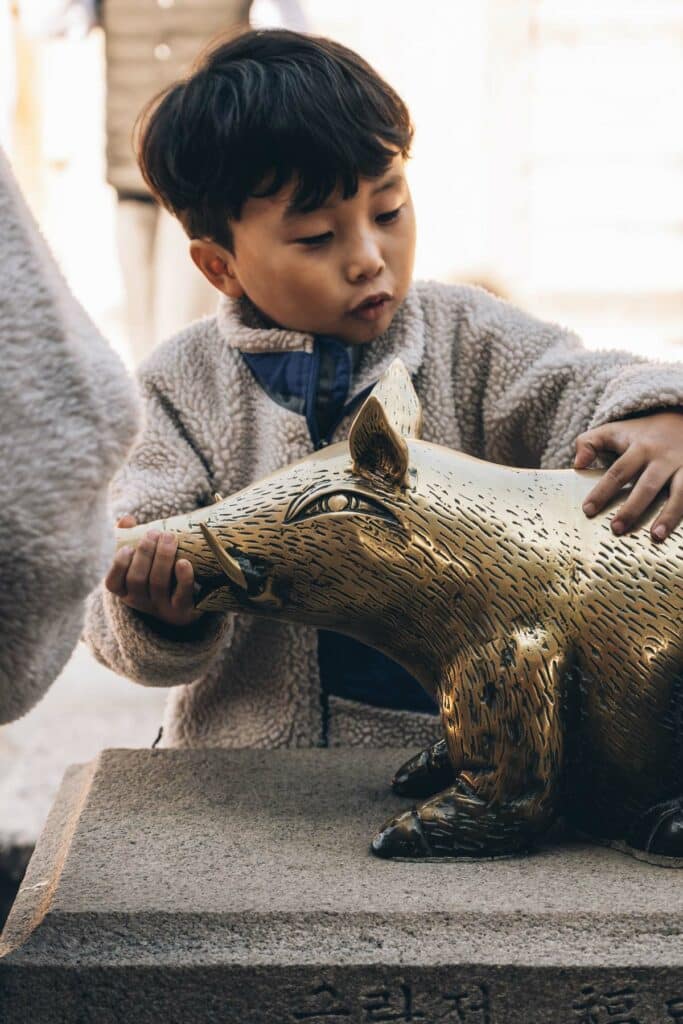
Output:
[297,492,362,519]
[286,490,398,524]
[325,493,350,512]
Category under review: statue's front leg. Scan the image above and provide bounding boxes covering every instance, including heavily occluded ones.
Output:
[372,778,554,859]
[392,739,455,798]
[374,629,568,859]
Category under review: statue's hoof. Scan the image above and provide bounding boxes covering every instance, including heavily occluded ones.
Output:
[625,797,683,862]
[371,808,433,859]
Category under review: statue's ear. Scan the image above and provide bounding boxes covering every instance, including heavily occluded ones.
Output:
[349,395,409,485]
[367,358,423,439]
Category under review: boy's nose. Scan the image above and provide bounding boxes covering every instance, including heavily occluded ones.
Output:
[345,238,385,283]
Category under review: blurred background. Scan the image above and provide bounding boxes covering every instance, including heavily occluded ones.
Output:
[1,0,682,923]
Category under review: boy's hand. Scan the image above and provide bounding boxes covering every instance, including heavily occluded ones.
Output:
[106,515,201,627]
[574,410,683,541]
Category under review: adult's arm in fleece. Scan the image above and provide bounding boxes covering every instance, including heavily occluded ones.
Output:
[0,147,139,723]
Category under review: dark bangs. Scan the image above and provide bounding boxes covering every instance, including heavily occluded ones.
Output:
[136,30,413,249]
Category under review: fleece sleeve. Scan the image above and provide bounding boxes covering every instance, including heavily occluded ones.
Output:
[0,147,140,724]
[452,286,683,470]
[83,373,233,687]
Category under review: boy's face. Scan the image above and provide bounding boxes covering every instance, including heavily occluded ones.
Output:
[191,155,416,345]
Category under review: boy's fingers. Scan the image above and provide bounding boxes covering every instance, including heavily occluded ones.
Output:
[574,425,621,469]
[116,514,137,528]
[125,530,160,604]
[105,546,134,596]
[148,532,178,608]
[651,469,683,542]
[171,559,196,611]
[582,446,645,517]
[610,463,670,535]
[574,439,598,470]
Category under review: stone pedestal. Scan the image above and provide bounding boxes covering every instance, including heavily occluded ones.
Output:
[1,749,681,1023]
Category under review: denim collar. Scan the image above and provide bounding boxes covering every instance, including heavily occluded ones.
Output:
[240,335,371,450]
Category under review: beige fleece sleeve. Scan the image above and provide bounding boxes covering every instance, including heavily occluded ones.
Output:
[452,285,683,470]
[83,373,233,688]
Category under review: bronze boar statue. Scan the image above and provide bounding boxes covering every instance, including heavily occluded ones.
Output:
[116,359,683,865]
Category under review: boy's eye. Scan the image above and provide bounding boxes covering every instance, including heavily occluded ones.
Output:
[294,231,334,247]
[376,206,403,225]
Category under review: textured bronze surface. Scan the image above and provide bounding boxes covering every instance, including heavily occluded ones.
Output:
[116,360,683,863]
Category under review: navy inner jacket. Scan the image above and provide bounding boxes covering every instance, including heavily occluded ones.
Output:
[241,335,438,717]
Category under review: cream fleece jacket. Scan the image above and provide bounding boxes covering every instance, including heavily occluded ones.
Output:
[84,282,683,749]
[0,149,139,724]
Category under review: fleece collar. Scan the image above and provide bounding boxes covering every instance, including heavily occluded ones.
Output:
[216,284,426,405]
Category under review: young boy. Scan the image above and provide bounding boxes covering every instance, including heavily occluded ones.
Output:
[86,29,683,755]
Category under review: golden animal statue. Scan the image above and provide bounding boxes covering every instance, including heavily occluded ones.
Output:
[116,360,683,865]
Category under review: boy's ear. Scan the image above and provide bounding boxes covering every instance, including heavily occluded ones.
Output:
[349,395,409,486]
[189,240,244,299]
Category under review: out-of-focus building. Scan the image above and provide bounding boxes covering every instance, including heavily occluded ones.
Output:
[4,0,682,360]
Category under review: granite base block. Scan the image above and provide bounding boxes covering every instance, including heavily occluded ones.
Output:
[0,748,681,1023]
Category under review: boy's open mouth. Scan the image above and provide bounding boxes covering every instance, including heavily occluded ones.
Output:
[348,292,392,322]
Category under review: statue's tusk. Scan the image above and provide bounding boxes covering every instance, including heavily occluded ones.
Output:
[199,522,249,591]
[213,493,224,503]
